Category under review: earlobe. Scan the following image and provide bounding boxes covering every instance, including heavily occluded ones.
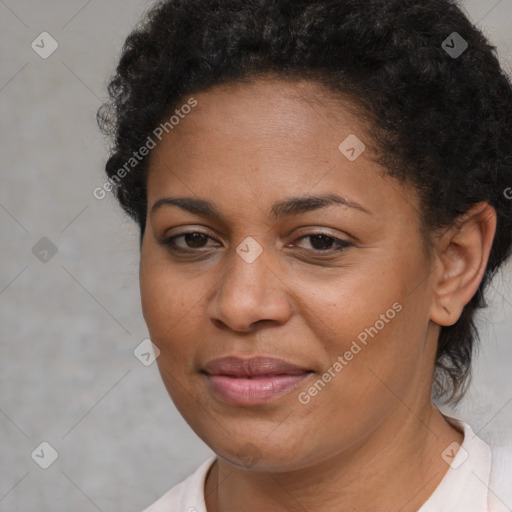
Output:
[429,202,497,327]
[442,304,451,315]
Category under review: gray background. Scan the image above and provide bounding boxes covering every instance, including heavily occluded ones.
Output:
[0,1,511,511]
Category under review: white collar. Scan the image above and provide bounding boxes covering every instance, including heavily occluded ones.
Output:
[418,414,493,512]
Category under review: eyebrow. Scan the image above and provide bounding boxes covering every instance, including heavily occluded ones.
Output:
[150,193,372,220]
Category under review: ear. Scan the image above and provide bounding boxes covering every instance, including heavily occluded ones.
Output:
[429,202,497,327]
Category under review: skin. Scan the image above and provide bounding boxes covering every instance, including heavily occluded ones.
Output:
[139,77,496,512]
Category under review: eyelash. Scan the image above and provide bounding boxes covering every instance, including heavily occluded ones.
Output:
[160,230,352,255]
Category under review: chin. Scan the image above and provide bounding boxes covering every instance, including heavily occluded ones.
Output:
[207,434,319,473]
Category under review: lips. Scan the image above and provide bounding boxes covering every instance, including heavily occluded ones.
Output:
[202,356,313,406]
[203,356,311,377]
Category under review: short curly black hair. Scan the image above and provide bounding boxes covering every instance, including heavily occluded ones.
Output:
[97,0,512,405]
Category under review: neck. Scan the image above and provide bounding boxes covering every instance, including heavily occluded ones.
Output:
[204,404,464,512]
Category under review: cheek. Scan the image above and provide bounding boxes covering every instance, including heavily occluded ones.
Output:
[317,297,428,423]
[139,251,192,355]
[298,261,426,406]
[297,266,403,355]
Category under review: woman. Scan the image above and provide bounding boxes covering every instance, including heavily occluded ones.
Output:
[97,0,512,510]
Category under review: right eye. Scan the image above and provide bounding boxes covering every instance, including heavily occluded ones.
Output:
[160,231,221,253]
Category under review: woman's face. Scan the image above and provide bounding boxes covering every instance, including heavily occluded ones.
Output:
[140,78,441,471]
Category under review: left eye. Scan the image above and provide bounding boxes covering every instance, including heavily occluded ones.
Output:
[161,232,351,254]
[294,233,352,252]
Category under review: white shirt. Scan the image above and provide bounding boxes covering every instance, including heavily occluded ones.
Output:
[142,416,512,512]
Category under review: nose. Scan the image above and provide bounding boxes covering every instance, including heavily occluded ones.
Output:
[207,243,293,333]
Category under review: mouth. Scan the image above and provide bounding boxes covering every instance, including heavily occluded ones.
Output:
[201,356,314,406]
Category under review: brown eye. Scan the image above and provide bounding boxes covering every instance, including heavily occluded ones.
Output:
[160,231,352,256]
[294,233,352,253]
[161,231,219,252]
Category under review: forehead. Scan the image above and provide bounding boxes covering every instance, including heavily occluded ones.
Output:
[164,78,368,145]
[145,78,416,226]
